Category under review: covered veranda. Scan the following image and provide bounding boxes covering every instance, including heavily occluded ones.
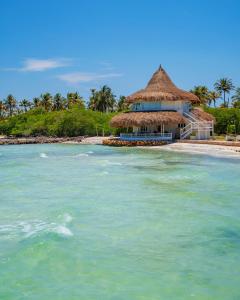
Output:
[110,111,186,142]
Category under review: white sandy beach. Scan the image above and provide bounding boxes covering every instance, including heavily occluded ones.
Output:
[148,143,240,158]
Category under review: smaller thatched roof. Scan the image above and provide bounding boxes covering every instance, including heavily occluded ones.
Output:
[127,66,199,104]
[192,108,215,122]
[110,111,186,128]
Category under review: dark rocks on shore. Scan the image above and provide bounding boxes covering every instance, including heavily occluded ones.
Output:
[103,138,167,147]
[0,136,84,145]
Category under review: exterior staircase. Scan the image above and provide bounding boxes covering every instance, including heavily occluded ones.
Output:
[180,112,214,140]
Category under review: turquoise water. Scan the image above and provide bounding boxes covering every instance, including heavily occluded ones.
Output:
[0,144,240,300]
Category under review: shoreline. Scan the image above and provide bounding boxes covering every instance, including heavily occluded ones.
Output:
[0,136,109,146]
[0,136,84,145]
[1,136,240,158]
[146,143,240,158]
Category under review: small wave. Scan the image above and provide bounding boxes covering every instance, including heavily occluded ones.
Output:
[87,151,94,154]
[76,153,89,157]
[40,153,48,158]
[109,162,122,166]
[0,217,73,240]
[53,225,73,237]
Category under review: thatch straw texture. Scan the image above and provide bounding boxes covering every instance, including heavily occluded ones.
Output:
[127,66,199,104]
[192,108,215,122]
[110,111,186,128]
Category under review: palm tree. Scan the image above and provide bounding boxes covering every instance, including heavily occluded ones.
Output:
[40,93,53,111]
[190,86,209,105]
[0,101,6,118]
[214,78,234,107]
[89,85,116,112]
[66,92,85,109]
[232,87,240,108]
[207,91,221,107]
[19,99,31,112]
[33,97,41,108]
[117,95,128,111]
[53,93,65,110]
[4,94,17,116]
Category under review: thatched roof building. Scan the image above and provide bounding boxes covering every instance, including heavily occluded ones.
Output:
[109,65,214,142]
[126,65,199,104]
[110,111,186,128]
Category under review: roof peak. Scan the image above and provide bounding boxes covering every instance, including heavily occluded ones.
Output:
[126,64,200,104]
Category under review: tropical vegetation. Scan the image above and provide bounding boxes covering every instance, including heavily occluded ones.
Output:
[1,76,240,137]
[0,86,126,137]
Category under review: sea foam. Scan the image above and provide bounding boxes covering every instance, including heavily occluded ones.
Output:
[0,216,73,240]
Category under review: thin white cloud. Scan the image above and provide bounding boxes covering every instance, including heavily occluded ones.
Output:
[57,72,123,84]
[6,58,71,72]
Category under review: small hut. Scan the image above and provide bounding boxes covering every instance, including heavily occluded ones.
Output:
[111,65,214,141]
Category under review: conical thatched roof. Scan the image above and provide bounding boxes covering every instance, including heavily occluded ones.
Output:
[127,66,200,104]
[110,111,186,128]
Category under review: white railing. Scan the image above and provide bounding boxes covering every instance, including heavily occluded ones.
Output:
[180,121,214,140]
[120,132,172,141]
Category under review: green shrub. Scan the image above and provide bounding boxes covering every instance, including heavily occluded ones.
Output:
[205,107,240,134]
[0,108,117,137]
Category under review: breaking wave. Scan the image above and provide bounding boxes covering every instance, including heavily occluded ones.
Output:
[0,214,73,240]
[40,153,48,158]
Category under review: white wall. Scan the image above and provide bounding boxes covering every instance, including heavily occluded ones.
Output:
[131,101,190,113]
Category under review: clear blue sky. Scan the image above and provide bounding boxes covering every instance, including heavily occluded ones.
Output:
[0,0,239,101]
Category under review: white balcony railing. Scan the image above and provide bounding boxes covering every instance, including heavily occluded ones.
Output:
[120,132,172,141]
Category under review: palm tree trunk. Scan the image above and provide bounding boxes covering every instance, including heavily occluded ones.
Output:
[223,91,226,107]
[227,96,230,108]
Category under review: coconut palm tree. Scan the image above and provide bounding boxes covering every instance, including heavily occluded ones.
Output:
[4,94,17,116]
[232,87,240,108]
[207,91,221,107]
[33,97,41,108]
[66,92,85,109]
[40,93,53,111]
[190,86,209,105]
[214,78,234,107]
[117,95,128,111]
[53,93,65,110]
[19,99,32,112]
[89,86,116,112]
[0,100,6,118]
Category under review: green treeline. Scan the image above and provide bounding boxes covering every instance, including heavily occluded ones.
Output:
[0,85,125,137]
[1,82,240,137]
[0,107,117,137]
[205,107,240,134]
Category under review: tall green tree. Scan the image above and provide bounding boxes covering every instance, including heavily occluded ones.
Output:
[232,87,240,108]
[40,93,53,111]
[4,94,17,116]
[53,93,65,110]
[117,95,128,111]
[19,99,32,112]
[89,85,116,112]
[0,101,6,118]
[214,78,234,107]
[207,91,220,107]
[33,97,41,108]
[190,86,209,105]
[66,92,85,109]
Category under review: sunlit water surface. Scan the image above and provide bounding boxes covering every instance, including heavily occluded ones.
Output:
[0,144,240,299]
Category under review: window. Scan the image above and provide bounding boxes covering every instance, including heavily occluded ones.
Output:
[140,126,148,132]
[178,123,186,128]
